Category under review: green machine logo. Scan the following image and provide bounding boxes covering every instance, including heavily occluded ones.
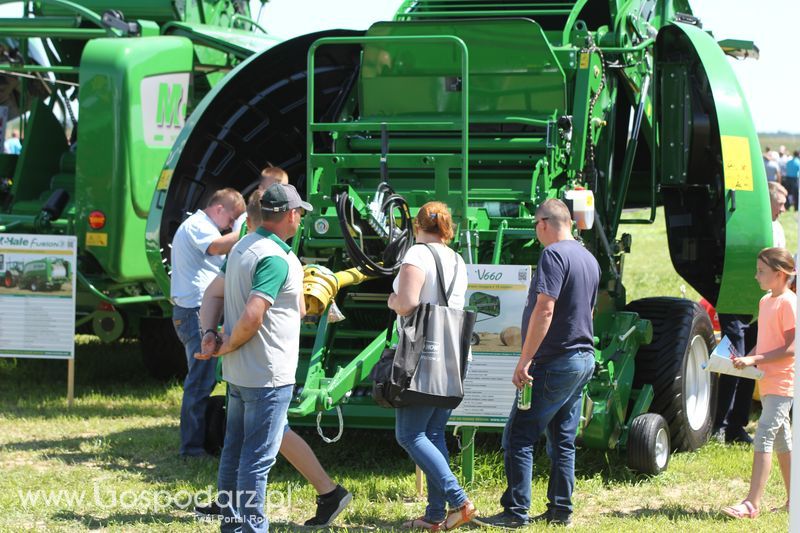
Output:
[156,82,184,127]
[141,73,190,148]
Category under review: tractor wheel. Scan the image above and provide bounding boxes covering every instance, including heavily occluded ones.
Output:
[138,318,188,381]
[470,332,480,346]
[204,395,227,456]
[30,280,38,292]
[626,413,670,475]
[625,298,716,452]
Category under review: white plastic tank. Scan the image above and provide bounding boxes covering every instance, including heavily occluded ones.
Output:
[564,188,595,230]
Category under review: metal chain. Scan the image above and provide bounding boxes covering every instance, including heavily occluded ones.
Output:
[582,42,607,177]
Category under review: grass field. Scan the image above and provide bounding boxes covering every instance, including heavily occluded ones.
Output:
[0,210,796,532]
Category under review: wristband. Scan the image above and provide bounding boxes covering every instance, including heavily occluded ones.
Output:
[204,329,221,342]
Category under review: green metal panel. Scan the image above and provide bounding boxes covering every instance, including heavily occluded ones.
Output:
[659,23,771,314]
[76,36,193,283]
[35,0,178,22]
[362,19,565,120]
[658,63,690,186]
[9,100,68,203]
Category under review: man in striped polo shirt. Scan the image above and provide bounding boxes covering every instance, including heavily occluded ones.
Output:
[196,183,311,532]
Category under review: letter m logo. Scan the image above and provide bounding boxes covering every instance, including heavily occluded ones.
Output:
[156,82,183,127]
[141,73,190,147]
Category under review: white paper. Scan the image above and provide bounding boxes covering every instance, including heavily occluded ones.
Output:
[702,336,764,380]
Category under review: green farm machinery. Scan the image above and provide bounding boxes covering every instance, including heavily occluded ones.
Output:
[140,0,768,475]
[0,0,287,378]
[17,256,70,291]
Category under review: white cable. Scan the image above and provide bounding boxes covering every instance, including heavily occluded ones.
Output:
[316,405,344,443]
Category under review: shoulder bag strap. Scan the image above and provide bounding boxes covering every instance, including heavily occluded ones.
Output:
[423,243,450,307]
[445,250,460,301]
[385,309,397,346]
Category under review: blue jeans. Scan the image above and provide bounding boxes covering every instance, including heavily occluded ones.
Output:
[395,405,468,522]
[217,383,293,533]
[501,350,594,520]
[173,305,217,456]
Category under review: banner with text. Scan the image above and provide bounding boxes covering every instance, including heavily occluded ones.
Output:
[0,234,77,359]
[450,264,531,427]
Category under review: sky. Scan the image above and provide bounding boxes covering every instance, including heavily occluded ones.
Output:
[0,1,795,132]
[250,0,800,134]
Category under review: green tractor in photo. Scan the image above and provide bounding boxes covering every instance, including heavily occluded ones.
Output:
[2,259,23,288]
[148,0,771,475]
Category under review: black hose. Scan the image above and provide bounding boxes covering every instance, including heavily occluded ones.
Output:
[334,183,413,277]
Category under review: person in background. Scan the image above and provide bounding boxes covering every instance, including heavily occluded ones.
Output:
[196,189,352,528]
[388,201,476,531]
[768,182,787,248]
[481,199,599,529]
[723,248,795,519]
[4,129,21,155]
[763,149,781,184]
[236,166,290,237]
[783,150,799,211]
[171,188,245,458]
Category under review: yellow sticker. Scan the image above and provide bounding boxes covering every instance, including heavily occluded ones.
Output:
[720,135,754,191]
[86,232,108,247]
[579,53,590,69]
[156,169,173,190]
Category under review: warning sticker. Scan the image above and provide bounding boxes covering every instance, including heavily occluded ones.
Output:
[721,135,754,191]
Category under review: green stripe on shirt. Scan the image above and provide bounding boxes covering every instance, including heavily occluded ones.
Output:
[252,255,289,301]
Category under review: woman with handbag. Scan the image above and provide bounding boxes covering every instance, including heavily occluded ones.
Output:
[388,201,476,531]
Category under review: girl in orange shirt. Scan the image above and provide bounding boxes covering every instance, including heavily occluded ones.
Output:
[723,247,796,519]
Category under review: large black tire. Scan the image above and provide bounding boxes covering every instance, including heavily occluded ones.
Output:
[627,413,670,475]
[626,298,716,452]
[139,318,188,381]
[204,394,227,456]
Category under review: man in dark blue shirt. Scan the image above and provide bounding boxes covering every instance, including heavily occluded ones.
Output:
[481,199,599,528]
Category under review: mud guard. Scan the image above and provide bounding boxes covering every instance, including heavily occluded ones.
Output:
[656,22,771,315]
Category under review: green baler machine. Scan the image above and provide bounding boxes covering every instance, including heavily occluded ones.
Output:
[147,1,771,475]
[0,0,285,378]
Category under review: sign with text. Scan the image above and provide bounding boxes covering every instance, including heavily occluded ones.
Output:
[0,234,77,359]
[449,264,531,427]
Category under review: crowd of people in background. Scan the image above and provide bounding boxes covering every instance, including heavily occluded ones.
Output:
[763,145,799,211]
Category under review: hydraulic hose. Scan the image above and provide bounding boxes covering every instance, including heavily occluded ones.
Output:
[334,182,412,277]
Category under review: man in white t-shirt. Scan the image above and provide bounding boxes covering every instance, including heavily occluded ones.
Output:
[170,187,245,457]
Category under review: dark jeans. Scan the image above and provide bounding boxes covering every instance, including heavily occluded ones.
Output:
[501,350,595,520]
[714,314,757,434]
[784,178,798,210]
[173,305,217,456]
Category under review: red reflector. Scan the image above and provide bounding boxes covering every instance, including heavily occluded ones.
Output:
[98,302,115,312]
[88,210,106,229]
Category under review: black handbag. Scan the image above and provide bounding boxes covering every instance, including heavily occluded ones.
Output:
[371,245,476,409]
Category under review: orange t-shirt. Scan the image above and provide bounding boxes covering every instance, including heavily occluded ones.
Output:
[756,291,796,397]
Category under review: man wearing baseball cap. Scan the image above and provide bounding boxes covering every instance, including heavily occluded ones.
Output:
[196,183,311,532]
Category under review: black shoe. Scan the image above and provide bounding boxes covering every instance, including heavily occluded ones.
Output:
[725,428,753,444]
[530,510,572,527]
[195,500,222,517]
[304,484,352,527]
[473,511,530,529]
[548,513,572,527]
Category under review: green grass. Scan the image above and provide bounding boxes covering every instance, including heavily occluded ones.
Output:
[0,212,795,532]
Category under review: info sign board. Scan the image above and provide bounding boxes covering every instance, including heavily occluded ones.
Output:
[0,234,77,359]
[450,264,532,427]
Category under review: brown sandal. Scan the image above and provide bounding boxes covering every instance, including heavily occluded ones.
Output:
[444,500,476,530]
[402,516,444,531]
